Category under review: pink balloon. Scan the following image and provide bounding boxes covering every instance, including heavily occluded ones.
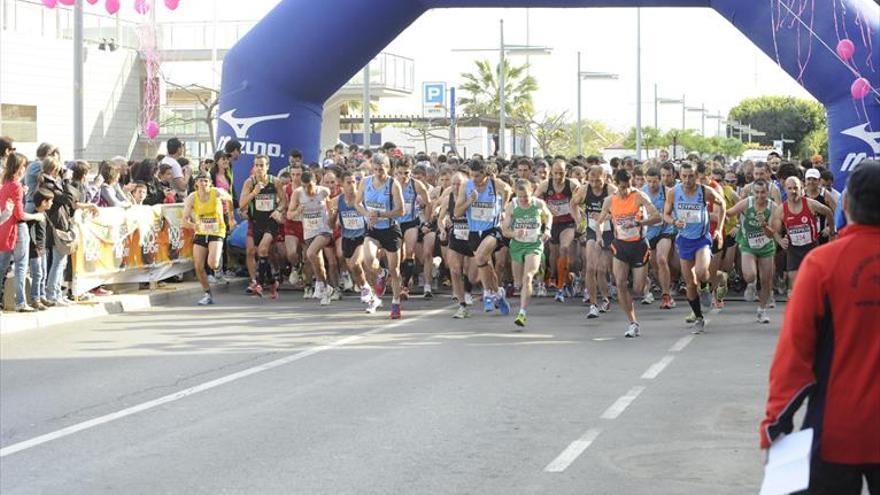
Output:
[105,0,119,14]
[164,0,179,10]
[87,0,99,4]
[42,0,57,8]
[145,121,159,140]
[134,0,150,15]
[836,39,855,61]
[58,0,75,5]
[851,77,871,100]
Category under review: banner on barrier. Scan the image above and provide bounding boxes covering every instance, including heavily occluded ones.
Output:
[71,204,194,295]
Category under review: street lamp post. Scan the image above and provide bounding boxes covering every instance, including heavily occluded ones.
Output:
[686,103,707,136]
[577,51,618,156]
[706,112,723,137]
[635,7,642,161]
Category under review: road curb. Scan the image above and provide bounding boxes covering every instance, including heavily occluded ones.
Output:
[0,279,247,335]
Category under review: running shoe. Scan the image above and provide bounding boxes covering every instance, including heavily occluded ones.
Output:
[360,286,372,303]
[582,289,591,305]
[464,293,474,306]
[713,299,725,311]
[365,296,383,314]
[15,304,36,313]
[744,282,757,302]
[288,269,301,287]
[536,283,547,298]
[497,294,511,316]
[685,311,697,324]
[642,292,655,305]
[423,290,433,300]
[514,312,527,328]
[246,281,257,295]
[320,287,333,306]
[699,284,713,309]
[453,306,471,319]
[587,305,600,319]
[599,297,611,313]
[554,290,565,303]
[331,288,342,301]
[303,286,313,299]
[768,295,776,309]
[390,303,401,320]
[252,283,263,298]
[757,308,770,324]
[483,294,495,313]
[207,274,217,285]
[691,317,707,334]
[625,322,641,338]
[198,293,214,306]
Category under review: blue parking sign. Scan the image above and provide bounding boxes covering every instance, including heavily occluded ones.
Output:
[423,82,446,105]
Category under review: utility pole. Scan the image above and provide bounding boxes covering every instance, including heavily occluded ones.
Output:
[635,8,642,161]
[362,62,371,151]
[74,0,84,159]
[498,19,506,158]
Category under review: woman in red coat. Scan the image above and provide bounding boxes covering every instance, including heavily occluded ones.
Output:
[0,153,47,312]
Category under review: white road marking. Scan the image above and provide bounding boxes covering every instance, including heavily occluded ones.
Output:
[668,335,695,352]
[600,386,646,420]
[544,428,602,473]
[641,355,675,380]
[0,305,454,458]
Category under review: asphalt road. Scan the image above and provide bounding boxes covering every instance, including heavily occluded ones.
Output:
[0,287,781,494]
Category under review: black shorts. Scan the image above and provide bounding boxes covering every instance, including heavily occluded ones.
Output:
[786,242,816,271]
[611,239,650,268]
[366,224,403,252]
[342,236,365,259]
[648,232,675,251]
[723,234,737,251]
[194,234,224,248]
[447,228,473,257]
[251,221,279,243]
[468,228,502,255]
[550,221,577,245]
[400,219,421,234]
[585,229,614,251]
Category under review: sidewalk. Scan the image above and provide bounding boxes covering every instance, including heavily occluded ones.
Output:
[0,278,246,335]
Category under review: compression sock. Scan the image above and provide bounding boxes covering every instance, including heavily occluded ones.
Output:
[688,297,703,319]
[557,256,569,288]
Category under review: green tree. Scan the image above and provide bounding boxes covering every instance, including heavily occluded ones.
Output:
[800,125,829,158]
[728,96,825,157]
[527,112,569,157]
[459,59,538,123]
[622,127,667,154]
[557,120,622,158]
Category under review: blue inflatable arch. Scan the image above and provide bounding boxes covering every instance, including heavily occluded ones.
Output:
[218,0,879,193]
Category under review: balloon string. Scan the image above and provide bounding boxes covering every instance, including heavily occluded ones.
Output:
[775,0,880,99]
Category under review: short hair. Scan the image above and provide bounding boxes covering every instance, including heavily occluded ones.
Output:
[133,182,147,191]
[340,170,355,181]
[253,154,269,163]
[224,139,242,154]
[846,160,880,225]
[100,162,120,182]
[469,159,486,174]
[752,179,768,190]
[820,169,834,182]
[514,178,531,192]
[72,160,90,182]
[158,164,174,176]
[0,136,13,156]
[614,168,632,183]
[32,187,55,206]
[36,143,55,159]
[516,157,533,169]
[288,148,303,159]
[382,142,396,151]
[167,137,183,156]
[679,162,695,173]
[646,167,660,178]
[660,162,675,175]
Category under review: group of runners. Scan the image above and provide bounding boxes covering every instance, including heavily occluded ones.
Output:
[181,148,837,337]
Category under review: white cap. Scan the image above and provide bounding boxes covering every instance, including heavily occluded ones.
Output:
[805,168,821,180]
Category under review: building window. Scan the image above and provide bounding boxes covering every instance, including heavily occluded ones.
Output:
[0,104,38,142]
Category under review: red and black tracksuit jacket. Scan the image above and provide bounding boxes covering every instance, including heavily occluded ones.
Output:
[760,224,880,464]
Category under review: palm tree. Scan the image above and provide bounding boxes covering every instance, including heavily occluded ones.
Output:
[459,59,538,124]
[339,99,380,136]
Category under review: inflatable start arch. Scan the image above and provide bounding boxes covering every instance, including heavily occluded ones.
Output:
[218,0,879,193]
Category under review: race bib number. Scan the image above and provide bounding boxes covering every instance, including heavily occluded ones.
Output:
[615,217,640,239]
[747,230,770,249]
[255,193,275,212]
[676,204,703,223]
[789,224,813,246]
[303,210,323,238]
[198,216,219,234]
[365,201,386,214]
[513,219,541,243]
[453,222,469,241]
[588,213,611,233]
[341,213,365,231]
[549,200,571,217]
[470,202,496,222]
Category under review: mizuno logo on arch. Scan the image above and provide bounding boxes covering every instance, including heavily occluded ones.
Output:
[841,123,880,155]
[219,109,291,139]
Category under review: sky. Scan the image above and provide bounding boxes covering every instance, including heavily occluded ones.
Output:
[151,0,816,134]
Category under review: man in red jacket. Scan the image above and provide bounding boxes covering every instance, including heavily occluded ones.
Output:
[760,160,880,494]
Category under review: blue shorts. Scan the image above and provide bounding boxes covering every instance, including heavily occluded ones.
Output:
[675,234,712,262]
